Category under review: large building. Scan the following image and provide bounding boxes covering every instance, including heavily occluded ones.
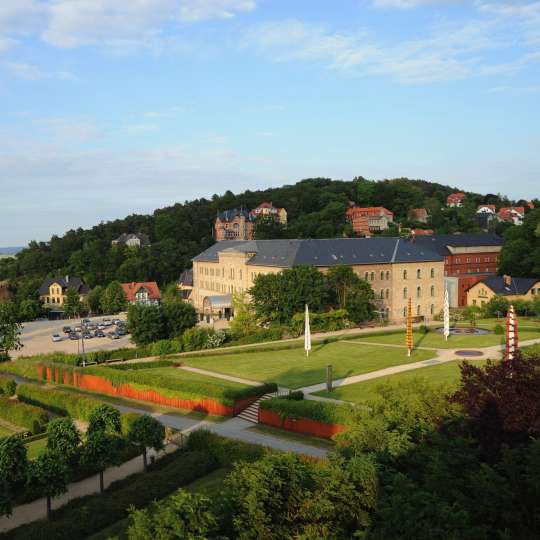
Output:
[467,275,540,308]
[345,205,394,236]
[112,233,150,248]
[191,238,445,323]
[413,233,504,306]
[39,276,89,307]
[121,281,161,306]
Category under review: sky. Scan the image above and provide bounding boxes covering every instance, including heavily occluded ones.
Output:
[0,0,539,246]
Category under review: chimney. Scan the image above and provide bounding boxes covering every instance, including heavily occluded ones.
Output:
[503,275,512,286]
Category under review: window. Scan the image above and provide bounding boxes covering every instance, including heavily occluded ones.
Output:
[475,257,480,263]
[386,288,390,299]
[239,269,242,280]
[403,269,407,279]
[485,257,490,262]
[466,257,471,263]
[417,286,422,298]
[403,307,407,317]
[417,269,421,279]
[430,268,435,278]
[386,271,390,280]
[364,272,369,281]
[417,305,421,315]
[370,272,375,281]
[473,299,477,306]
[380,271,385,280]
[430,304,434,315]
[380,290,384,299]
[403,287,408,299]
[430,285,435,297]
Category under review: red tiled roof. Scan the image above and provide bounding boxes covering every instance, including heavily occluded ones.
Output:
[412,229,434,235]
[345,206,394,219]
[121,281,161,302]
[497,207,525,220]
[447,192,465,204]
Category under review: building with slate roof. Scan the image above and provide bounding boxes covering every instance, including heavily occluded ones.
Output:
[112,233,151,248]
[214,209,255,241]
[176,269,194,300]
[39,276,89,307]
[192,237,445,323]
[467,275,540,308]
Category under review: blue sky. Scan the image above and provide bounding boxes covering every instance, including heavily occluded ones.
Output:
[1,0,539,246]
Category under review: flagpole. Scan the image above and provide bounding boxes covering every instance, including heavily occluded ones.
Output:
[304,304,311,357]
[443,288,450,341]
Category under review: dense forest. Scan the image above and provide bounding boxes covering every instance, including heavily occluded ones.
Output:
[0,176,536,315]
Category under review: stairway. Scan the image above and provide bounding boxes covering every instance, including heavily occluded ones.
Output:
[236,393,274,423]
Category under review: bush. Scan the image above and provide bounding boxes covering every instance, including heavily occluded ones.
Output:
[120,412,141,437]
[289,309,351,337]
[418,324,430,334]
[0,397,49,434]
[3,450,219,540]
[108,360,176,371]
[0,375,16,396]
[229,326,285,346]
[182,327,211,351]
[150,339,183,357]
[494,324,504,335]
[286,390,304,401]
[260,397,355,426]
[205,330,228,349]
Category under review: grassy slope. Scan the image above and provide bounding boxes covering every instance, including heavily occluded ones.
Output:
[314,358,488,403]
[139,366,247,389]
[182,341,436,389]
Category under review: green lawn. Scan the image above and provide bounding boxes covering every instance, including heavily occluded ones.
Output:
[314,358,488,404]
[351,327,540,349]
[0,425,15,437]
[138,366,249,390]
[182,341,437,389]
[25,436,48,459]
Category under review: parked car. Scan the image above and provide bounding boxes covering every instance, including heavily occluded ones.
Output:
[69,332,80,340]
[82,332,93,340]
[52,333,62,343]
[94,330,105,338]
[62,326,72,334]
[102,319,113,327]
[82,318,91,325]
[116,328,127,336]
[108,331,120,340]
[74,325,82,332]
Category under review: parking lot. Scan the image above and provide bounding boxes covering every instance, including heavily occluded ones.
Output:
[14,315,134,359]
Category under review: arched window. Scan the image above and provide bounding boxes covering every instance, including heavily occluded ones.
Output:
[403,287,408,299]
[364,272,369,281]
[417,268,421,279]
[370,272,375,281]
[380,271,385,280]
[430,304,435,315]
[430,285,435,297]
[417,286,421,298]
[417,305,421,316]
[386,271,390,280]
[385,288,390,299]
[403,269,407,279]
[403,307,407,317]
[380,290,384,299]
[430,268,435,278]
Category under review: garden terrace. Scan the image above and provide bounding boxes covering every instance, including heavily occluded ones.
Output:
[0,396,49,435]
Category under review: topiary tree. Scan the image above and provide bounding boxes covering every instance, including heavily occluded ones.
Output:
[81,431,122,493]
[46,418,80,462]
[127,414,165,471]
[87,404,121,436]
[0,436,28,516]
[26,450,69,518]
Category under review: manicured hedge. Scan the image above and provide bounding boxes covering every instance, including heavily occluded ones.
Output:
[2,450,219,540]
[260,397,356,426]
[38,364,277,406]
[107,360,176,371]
[0,375,16,396]
[0,396,49,434]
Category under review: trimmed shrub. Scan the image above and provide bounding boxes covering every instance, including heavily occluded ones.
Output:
[3,450,218,540]
[150,339,183,357]
[0,375,16,396]
[260,397,355,426]
[289,309,351,337]
[0,397,49,434]
[286,390,304,401]
[182,327,212,351]
[494,324,504,335]
[107,360,176,371]
[228,326,285,346]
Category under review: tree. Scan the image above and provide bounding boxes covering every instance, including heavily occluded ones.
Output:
[26,450,69,518]
[253,215,288,240]
[127,490,217,540]
[0,301,23,360]
[127,304,166,345]
[63,287,83,319]
[0,436,28,516]
[161,282,181,304]
[100,281,127,314]
[87,404,121,436]
[162,299,197,339]
[17,299,41,322]
[483,295,510,318]
[82,431,122,493]
[47,418,80,462]
[229,292,258,338]
[87,285,104,315]
[127,414,164,471]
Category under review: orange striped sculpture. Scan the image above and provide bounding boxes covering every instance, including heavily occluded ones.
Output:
[406,297,413,357]
[505,304,519,360]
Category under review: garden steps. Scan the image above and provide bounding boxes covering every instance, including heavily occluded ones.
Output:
[237,393,274,423]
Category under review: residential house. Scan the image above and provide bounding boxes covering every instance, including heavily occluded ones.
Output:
[467,275,540,308]
[112,233,151,248]
[39,276,89,307]
[249,202,287,224]
[497,207,525,225]
[476,204,496,229]
[447,192,465,207]
[408,208,429,223]
[411,229,434,236]
[214,209,255,241]
[345,204,394,236]
[191,237,444,323]
[121,282,161,306]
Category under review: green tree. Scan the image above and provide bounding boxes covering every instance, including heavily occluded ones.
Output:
[100,281,127,315]
[87,285,104,315]
[253,215,288,240]
[483,295,510,318]
[46,418,80,462]
[0,436,28,516]
[0,301,23,360]
[229,292,258,338]
[17,299,41,322]
[82,431,122,493]
[64,287,83,318]
[161,282,180,303]
[127,304,166,345]
[127,490,216,540]
[87,404,122,436]
[26,450,69,518]
[162,299,197,339]
[127,414,164,471]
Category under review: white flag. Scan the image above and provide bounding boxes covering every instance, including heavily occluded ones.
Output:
[304,304,311,357]
[443,288,450,341]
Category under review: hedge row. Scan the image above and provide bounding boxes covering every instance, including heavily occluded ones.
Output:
[40,364,277,406]
[0,375,16,396]
[16,384,139,434]
[0,396,49,434]
[259,397,356,426]
[107,360,176,371]
[2,449,219,540]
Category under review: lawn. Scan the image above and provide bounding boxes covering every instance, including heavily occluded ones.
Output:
[25,436,48,459]
[351,327,540,349]
[182,341,437,389]
[314,358,488,404]
[0,424,15,437]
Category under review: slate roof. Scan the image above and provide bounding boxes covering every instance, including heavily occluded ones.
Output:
[177,268,193,286]
[481,276,540,296]
[216,209,253,222]
[39,276,89,296]
[413,233,504,256]
[193,238,443,267]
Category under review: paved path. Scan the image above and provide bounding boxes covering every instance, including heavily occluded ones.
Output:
[179,365,262,387]
[342,340,438,351]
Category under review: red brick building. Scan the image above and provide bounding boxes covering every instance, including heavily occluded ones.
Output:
[214,209,255,241]
[345,204,394,236]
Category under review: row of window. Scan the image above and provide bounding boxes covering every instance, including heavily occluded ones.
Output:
[363,267,437,282]
[44,297,62,304]
[199,280,244,295]
[446,256,498,264]
[403,286,436,299]
[197,265,244,281]
[49,287,61,295]
[402,304,436,316]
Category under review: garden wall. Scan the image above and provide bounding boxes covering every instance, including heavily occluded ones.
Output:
[259,409,346,439]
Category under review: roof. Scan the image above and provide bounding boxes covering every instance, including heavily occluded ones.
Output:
[216,209,253,222]
[479,276,540,296]
[414,233,504,256]
[477,204,496,212]
[39,276,89,296]
[409,208,428,218]
[411,229,434,235]
[345,206,394,218]
[113,233,150,246]
[447,192,465,203]
[121,281,161,302]
[177,268,193,286]
[193,237,443,267]
[203,294,232,310]
[497,207,525,220]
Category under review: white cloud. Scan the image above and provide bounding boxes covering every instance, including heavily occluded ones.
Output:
[478,2,540,44]
[1,61,76,81]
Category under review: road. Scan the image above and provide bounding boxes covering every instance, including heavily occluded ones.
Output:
[14,315,134,358]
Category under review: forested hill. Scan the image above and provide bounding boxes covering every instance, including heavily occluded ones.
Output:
[0,177,528,294]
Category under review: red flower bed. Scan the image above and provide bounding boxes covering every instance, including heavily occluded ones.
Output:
[259,409,346,439]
